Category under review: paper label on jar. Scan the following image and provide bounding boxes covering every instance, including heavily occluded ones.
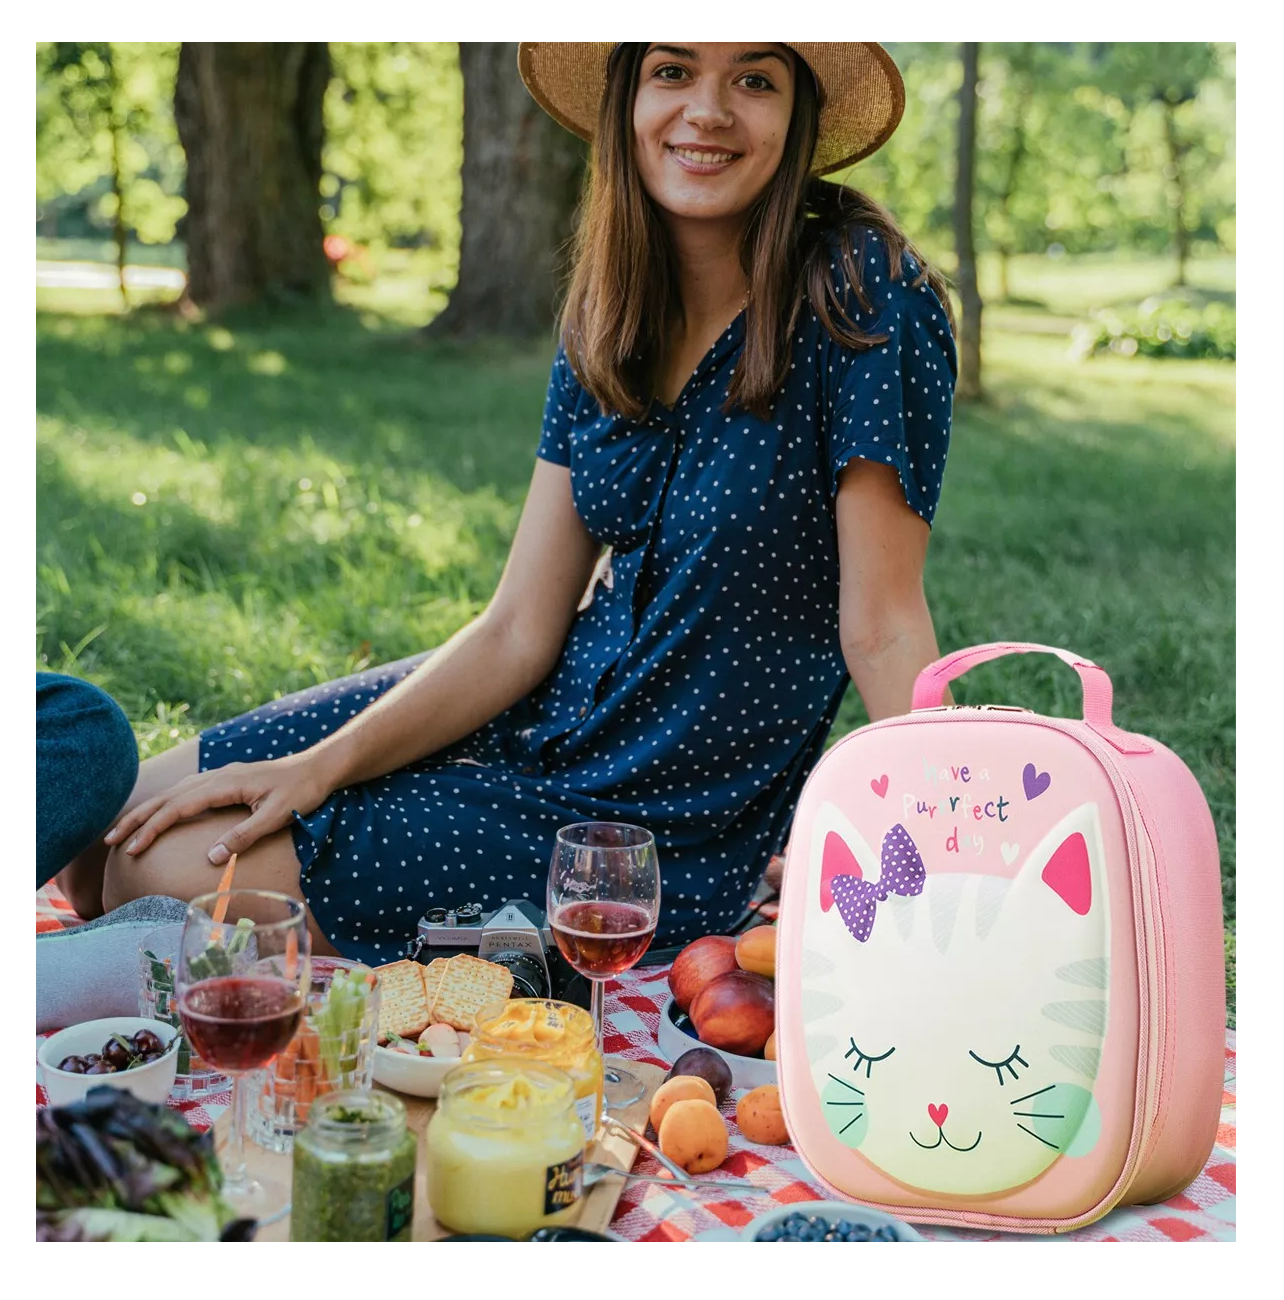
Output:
[574,1094,598,1140]
[385,1173,415,1240]
[544,1150,583,1216]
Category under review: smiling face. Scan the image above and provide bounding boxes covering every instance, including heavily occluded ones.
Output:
[631,43,797,225]
[801,803,1110,1197]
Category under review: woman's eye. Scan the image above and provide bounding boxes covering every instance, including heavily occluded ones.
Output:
[968,1045,1029,1086]
[844,1038,894,1079]
[739,72,775,92]
[653,63,688,83]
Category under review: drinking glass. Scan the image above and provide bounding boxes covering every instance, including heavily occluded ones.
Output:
[176,890,311,1221]
[247,957,381,1154]
[547,822,659,1111]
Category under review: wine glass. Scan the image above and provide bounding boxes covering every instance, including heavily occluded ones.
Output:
[548,822,660,1112]
[176,890,310,1221]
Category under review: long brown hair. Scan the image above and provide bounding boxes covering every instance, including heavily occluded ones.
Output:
[560,43,957,422]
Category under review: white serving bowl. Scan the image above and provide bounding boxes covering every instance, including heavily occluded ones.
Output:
[39,1017,181,1108]
[657,996,778,1092]
[371,1044,463,1098]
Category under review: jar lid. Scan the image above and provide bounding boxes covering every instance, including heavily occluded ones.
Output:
[439,1059,576,1126]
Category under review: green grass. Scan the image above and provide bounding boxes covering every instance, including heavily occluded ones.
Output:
[35,251,1235,1023]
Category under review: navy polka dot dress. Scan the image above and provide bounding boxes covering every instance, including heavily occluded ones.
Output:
[199,223,957,964]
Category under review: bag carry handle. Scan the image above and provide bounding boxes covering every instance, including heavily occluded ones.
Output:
[911,641,1152,755]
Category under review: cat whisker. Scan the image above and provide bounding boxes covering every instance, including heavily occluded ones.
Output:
[838,1114,866,1136]
[826,1073,865,1096]
[826,1100,865,1107]
[1016,1123,1060,1150]
[1009,1084,1056,1106]
[1012,1111,1064,1119]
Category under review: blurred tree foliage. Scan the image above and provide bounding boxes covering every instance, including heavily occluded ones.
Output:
[322,42,463,262]
[835,41,1234,272]
[35,42,186,245]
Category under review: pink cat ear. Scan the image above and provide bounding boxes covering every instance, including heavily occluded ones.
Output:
[1041,832,1092,916]
[821,831,864,912]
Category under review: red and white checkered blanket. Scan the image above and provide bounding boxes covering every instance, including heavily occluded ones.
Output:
[36,883,1235,1241]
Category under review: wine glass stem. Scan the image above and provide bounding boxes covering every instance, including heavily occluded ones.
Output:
[590,976,607,1058]
[222,1075,250,1193]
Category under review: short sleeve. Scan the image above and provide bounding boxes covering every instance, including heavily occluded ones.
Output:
[536,344,581,468]
[824,229,957,525]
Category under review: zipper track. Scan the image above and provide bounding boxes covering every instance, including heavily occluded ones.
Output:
[787,708,1166,1233]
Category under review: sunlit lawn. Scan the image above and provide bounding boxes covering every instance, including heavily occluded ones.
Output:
[35,243,1235,1018]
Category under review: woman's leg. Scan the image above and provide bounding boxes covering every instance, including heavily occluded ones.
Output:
[57,650,433,920]
[102,810,341,957]
[55,736,200,921]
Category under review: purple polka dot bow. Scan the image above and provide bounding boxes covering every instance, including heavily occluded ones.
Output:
[831,824,926,943]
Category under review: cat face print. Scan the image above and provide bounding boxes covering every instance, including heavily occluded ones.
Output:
[800,801,1109,1197]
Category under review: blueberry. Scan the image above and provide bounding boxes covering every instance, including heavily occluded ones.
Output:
[755,1226,782,1241]
[872,1225,898,1241]
[850,1222,873,1241]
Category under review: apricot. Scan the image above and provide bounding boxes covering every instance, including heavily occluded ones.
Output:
[649,1074,717,1133]
[736,1084,789,1145]
[669,936,739,1013]
[735,925,777,978]
[658,1098,729,1174]
[764,1031,777,1061]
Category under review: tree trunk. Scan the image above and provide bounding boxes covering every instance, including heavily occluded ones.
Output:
[175,43,331,312]
[953,42,984,402]
[1162,99,1191,288]
[428,42,586,340]
[106,47,128,309]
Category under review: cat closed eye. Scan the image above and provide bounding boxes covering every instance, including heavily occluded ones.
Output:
[844,1037,895,1078]
[968,1045,1029,1085]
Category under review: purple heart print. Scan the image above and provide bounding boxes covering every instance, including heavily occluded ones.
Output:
[1023,763,1051,800]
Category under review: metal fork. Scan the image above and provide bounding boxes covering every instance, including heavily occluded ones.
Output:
[596,1113,760,1196]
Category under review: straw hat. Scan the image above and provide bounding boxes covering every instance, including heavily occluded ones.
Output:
[518,43,904,176]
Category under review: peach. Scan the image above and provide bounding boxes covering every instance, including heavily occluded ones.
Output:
[764,1031,777,1061]
[668,936,739,1013]
[736,1084,789,1145]
[658,1098,729,1174]
[689,970,775,1057]
[735,925,776,977]
[649,1074,717,1132]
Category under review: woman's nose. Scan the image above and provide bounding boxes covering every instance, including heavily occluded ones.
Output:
[682,82,734,131]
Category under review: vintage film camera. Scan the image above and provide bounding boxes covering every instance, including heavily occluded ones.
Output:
[409,899,589,1008]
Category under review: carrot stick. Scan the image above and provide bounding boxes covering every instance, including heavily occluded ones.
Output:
[211,853,239,924]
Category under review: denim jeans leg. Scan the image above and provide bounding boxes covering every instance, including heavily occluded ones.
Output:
[36,673,139,888]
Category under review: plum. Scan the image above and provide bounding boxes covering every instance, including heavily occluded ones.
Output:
[667,1046,733,1108]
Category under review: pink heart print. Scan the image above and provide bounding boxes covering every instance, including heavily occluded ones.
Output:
[928,1103,949,1128]
[870,774,889,798]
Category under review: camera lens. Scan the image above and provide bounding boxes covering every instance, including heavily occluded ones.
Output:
[487,950,550,1000]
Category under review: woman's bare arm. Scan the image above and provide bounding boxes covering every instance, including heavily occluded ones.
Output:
[834,459,949,722]
[108,458,601,860]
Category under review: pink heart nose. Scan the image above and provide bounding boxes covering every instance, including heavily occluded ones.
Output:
[928,1103,948,1128]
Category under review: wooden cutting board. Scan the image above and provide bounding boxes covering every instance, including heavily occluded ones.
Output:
[223,1061,665,1241]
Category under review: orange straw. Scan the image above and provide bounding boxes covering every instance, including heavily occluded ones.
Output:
[211,853,239,924]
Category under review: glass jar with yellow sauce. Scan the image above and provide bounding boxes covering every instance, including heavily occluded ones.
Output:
[426,1060,586,1238]
[463,998,604,1140]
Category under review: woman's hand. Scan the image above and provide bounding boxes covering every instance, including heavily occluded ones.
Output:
[104,753,336,864]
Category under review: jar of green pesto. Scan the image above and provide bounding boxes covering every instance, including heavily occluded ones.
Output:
[290,1090,417,1241]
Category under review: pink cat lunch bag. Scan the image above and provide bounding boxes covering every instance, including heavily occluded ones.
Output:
[775,642,1225,1233]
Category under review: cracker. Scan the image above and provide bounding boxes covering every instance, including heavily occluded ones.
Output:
[430,953,514,1031]
[422,957,451,1009]
[374,960,430,1044]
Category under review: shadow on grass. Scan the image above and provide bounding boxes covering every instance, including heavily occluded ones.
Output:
[36,302,555,501]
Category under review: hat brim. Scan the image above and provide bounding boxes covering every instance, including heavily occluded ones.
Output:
[518,42,904,176]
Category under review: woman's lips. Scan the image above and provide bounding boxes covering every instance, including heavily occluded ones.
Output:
[666,145,741,175]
